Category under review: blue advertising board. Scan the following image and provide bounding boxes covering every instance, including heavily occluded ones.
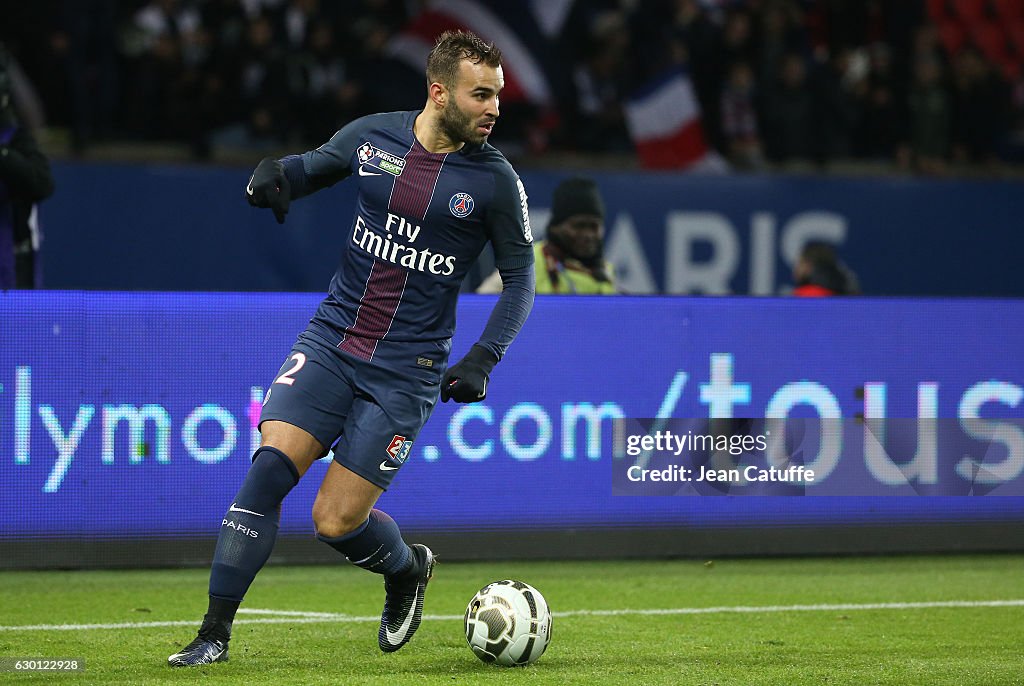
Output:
[39,162,1024,296]
[2,292,1023,540]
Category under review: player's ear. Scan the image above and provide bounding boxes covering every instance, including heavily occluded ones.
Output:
[428,81,447,108]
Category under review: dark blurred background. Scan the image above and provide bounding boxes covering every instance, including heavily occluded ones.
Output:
[3,0,1024,174]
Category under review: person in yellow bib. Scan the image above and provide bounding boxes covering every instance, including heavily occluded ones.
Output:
[479,176,616,295]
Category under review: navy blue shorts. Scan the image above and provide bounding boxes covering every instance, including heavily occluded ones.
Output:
[259,331,444,489]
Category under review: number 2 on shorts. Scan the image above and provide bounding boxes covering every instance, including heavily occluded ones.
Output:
[274,352,307,386]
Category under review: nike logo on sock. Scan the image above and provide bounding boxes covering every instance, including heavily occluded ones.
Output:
[228,503,264,516]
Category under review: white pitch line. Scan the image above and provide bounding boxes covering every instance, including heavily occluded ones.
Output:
[1,599,1021,632]
[238,608,341,618]
[0,618,378,632]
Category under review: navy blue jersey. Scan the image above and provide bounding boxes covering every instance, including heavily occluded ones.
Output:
[295,111,533,367]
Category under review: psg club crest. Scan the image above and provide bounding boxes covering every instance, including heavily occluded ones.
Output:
[449,192,474,218]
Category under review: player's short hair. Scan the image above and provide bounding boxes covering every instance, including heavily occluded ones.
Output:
[426,30,502,90]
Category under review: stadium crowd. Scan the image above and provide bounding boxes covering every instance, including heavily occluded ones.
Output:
[2,0,1023,173]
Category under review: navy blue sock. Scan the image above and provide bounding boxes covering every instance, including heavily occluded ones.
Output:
[208,446,300,613]
[317,509,412,578]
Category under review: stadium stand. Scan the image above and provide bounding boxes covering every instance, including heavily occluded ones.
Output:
[0,0,1022,173]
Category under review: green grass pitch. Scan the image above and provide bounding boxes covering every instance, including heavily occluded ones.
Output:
[0,554,1021,685]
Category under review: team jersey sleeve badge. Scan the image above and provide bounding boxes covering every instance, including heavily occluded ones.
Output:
[357,142,374,164]
[356,141,406,176]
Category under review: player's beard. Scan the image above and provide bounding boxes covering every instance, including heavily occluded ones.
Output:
[440,99,490,145]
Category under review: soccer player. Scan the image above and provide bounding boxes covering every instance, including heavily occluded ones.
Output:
[168,30,535,667]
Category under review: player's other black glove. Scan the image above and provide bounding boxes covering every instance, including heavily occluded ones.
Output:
[246,157,290,224]
[441,345,499,403]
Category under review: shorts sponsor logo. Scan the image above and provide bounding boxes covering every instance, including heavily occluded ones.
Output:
[449,192,474,218]
[386,434,413,463]
[416,357,434,368]
[356,141,406,176]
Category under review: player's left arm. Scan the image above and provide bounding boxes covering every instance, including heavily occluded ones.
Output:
[246,113,392,223]
[442,171,535,403]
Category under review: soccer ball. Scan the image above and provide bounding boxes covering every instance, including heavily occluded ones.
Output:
[464,579,551,667]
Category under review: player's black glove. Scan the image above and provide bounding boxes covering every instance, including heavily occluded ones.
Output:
[441,345,498,403]
[246,157,290,224]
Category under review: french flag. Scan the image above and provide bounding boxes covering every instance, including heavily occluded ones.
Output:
[624,68,725,171]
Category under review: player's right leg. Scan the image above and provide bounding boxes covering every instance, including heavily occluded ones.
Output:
[170,335,353,667]
[168,422,323,667]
